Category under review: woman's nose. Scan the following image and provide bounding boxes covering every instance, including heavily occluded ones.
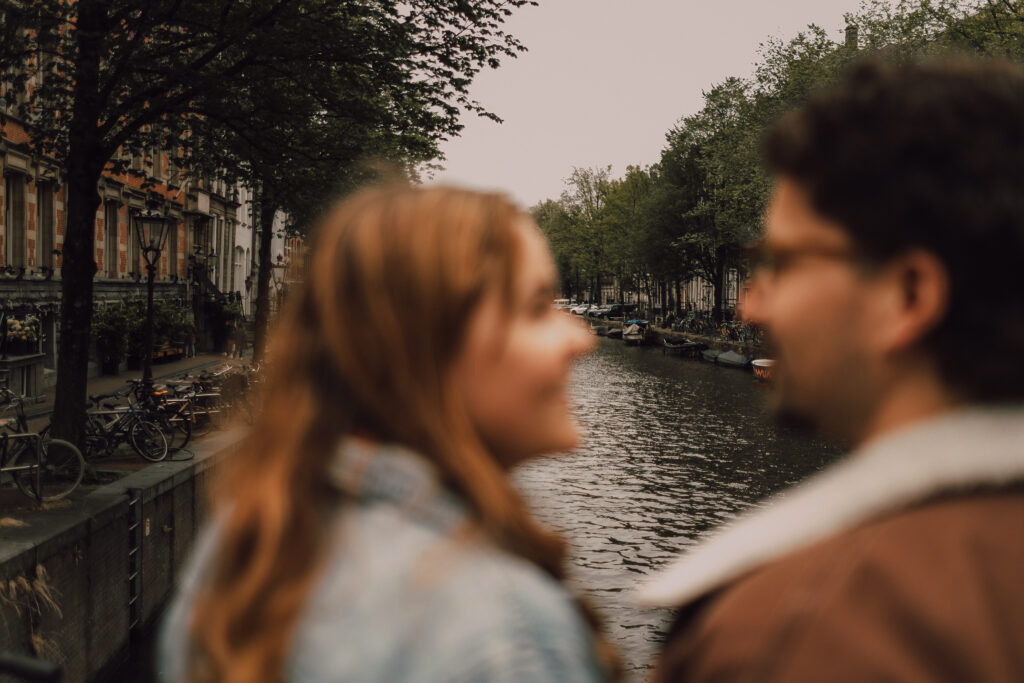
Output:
[565,313,596,357]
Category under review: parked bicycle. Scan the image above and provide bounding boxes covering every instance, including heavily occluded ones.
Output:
[124,379,196,451]
[81,392,168,462]
[167,364,254,427]
[0,388,84,502]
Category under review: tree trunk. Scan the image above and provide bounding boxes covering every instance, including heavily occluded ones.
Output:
[50,1,105,448]
[712,245,726,324]
[252,198,277,363]
[644,277,653,318]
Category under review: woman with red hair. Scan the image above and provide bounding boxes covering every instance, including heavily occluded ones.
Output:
[159,185,619,683]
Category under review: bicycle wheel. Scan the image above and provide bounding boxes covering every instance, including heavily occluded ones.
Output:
[166,410,192,450]
[12,438,86,501]
[185,405,215,437]
[154,410,190,453]
[129,420,169,462]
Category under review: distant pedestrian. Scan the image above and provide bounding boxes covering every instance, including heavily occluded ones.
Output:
[232,323,247,359]
[223,321,235,357]
[185,325,197,358]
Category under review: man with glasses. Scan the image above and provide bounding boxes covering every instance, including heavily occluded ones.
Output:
[639,57,1024,681]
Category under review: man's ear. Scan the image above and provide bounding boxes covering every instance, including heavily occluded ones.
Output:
[874,249,950,353]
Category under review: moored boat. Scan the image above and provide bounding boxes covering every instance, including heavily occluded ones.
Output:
[716,350,751,368]
[622,320,648,346]
[751,358,775,382]
[663,338,705,356]
[701,348,722,363]
[606,328,623,340]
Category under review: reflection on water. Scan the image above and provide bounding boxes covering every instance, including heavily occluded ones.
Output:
[514,338,842,679]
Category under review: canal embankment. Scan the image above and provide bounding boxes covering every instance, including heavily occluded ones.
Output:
[584,315,766,357]
[0,428,246,683]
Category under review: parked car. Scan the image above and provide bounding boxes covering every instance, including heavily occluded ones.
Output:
[597,303,638,319]
[553,299,572,310]
[570,303,594,315]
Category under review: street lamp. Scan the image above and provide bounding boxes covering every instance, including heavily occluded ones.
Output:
[132,206,172,387]
[270,254,287,311]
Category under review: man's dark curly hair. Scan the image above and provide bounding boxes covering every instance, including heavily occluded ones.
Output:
[763,56,1024,402]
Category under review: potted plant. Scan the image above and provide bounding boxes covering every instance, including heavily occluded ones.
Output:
[124,302,146,370]
[5,316,40,355]
[92,305,129,375]
[151,299,191,361]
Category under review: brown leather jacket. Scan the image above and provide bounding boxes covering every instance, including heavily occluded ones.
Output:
[638,407,1024,683]
[655,489,1024,682]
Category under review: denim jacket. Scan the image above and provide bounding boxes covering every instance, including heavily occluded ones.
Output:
[159,440,605,683]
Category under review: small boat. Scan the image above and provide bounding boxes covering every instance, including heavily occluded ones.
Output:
[591,325,609,336]
[751,358,775,382]
[701,348,722,363]
[622,321,646,346]
[662,338,705,356]
[606,328,623,340]
[716,350,751,368]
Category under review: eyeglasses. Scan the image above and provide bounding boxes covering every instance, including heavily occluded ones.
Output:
[743,240,866,279]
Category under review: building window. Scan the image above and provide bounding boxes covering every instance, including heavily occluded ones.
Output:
[217,217,227,289]
[167,220,178,278]
[4,173,26,268]
[129,208,140,278]
[233,245,245,294]
[208,217,219,284]
[37,183,54,269]
[104,201,118,277]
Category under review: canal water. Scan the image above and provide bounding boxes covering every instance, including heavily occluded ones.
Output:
[513,337,842,679]
[117,337,842,682]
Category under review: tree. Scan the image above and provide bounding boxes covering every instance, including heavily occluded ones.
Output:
[849,0,1024,58]
[559,166,615,302]
[532,199,580,299]
[600,166,654,305]
[0,0,535,445]
[531,1,1024,323]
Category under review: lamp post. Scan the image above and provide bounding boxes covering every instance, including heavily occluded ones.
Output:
[132,206,172,387]
[270,254,287,312]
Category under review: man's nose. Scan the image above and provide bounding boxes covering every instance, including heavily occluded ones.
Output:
[740,272,769,326]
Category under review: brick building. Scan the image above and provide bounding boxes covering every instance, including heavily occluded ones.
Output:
[0,113,272,393]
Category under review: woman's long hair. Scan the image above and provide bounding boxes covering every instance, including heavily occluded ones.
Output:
[187,185,620,683]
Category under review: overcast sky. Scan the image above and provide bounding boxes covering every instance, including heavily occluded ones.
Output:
[433,0,867,208]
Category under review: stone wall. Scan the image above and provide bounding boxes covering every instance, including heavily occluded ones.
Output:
[0,429,244,683]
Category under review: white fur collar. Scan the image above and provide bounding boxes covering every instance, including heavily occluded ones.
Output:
[635,405,1024,607]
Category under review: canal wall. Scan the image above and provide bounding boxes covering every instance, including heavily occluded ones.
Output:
[0,429,245,683]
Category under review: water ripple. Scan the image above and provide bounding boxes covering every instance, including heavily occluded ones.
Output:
[514,339,841,679]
